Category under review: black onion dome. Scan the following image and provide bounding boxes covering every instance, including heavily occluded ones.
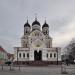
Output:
[32,19,40,26]
[42,21,49,28]
[24,20,30,27]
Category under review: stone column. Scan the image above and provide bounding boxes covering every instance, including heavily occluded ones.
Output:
[29,49,34,61]
[42,50,47,61]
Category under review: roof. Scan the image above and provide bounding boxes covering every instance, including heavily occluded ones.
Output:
[32,19,40,26]
[0,46,7,53]
[7,53,14,59]
[24,20,30,27]
[42,21,49,28]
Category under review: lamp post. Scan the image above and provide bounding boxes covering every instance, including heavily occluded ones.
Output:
[56,48,58,65]
[17,48,19,65]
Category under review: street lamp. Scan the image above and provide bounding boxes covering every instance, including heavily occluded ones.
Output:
[17,48,19,65]
[56,48,58,65]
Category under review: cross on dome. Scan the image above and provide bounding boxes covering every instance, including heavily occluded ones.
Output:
[35,13,37,20]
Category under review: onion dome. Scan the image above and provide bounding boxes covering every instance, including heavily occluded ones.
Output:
[32,18,40,26]
[42,20,49,28]
[24,20,30,27]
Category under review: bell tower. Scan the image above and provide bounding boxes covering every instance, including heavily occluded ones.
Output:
[24,20,31,35]
[42,20,49,35]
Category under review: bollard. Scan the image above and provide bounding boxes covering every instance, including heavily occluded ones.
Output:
[10,65,11,70]
[1,65,3,70]
[11,64,14,71]
[19,65,20,71]
[61,62,68,74]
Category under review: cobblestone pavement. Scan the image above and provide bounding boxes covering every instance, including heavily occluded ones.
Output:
[0,65,75,75]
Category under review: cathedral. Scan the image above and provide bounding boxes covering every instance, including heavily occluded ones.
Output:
[14,17,61,65]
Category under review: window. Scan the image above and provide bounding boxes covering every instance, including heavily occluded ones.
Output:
[31,39,32,43]
[50,53,52,58]
[26,30,27,33]
[23,53,25,58]
[35,33,36,36]
[46,31,47,34]
[49,42,50,48]
[41,39,43,41]
[46,53,48,58]
[19,53,21,58]
[54,53,56,58]
[27,53,29,58]
[37,33,39,36]
[26,44,27,48]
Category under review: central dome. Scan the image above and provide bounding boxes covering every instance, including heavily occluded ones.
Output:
[32,19,40,26]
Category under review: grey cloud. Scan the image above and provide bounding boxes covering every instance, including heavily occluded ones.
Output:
[0,0,75,53]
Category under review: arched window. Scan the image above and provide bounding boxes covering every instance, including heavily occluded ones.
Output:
[46,31,47,34]
[54,53,56,58]
[38,33,39,36]
[25,44,27,48]
[35,33,36,36]
[27,53,29,58]
[31,39,32,43]
[19,53,21,58]
[46,53,48,58]
[23,53,25,58]
[26,30,27,33]
[50,53,52,58]
[49,42,50,48]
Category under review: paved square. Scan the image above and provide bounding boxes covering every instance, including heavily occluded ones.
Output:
[0,65,75,75]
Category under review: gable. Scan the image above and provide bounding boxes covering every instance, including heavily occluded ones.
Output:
[30,29,45,39]
[31,39,46,48]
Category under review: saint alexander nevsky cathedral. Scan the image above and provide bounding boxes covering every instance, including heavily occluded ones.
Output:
[14,17,61,65]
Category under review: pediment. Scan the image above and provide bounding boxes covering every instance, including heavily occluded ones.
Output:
[30,29,45,38]
[31,39,46,48]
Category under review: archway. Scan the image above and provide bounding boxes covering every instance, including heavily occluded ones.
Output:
[34,50,42,61]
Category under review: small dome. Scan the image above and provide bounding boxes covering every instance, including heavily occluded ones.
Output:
[32,19,40,26]
[42,21,49,28]
[24,20,30,27]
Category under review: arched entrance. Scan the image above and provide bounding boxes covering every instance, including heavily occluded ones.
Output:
[34,50,42,61]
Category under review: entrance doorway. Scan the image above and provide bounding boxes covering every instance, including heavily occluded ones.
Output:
[34,50,42,61]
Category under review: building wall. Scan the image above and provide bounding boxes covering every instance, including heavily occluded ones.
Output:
[0,51,8,64]
[14,47,30,61]
[14,47,61,62]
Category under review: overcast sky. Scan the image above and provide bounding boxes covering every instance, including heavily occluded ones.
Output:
[0,0,75,53]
